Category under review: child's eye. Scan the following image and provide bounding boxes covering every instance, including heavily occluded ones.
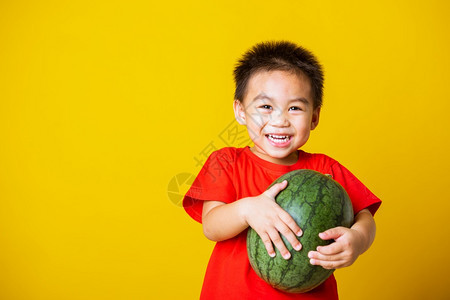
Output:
[289,106,302,111]
[259,105,272,110]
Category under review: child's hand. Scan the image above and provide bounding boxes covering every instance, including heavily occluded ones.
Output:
[307,227,365,269]
[242,180,303,260]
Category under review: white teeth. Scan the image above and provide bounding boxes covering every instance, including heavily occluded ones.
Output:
[267,135,290,143]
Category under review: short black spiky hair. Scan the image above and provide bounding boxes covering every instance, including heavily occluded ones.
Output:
[233,41,324,109]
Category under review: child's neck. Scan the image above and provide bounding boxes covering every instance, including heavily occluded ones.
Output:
[249,147,299,166]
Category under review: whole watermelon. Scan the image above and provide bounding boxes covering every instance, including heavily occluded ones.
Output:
[247,169,354,293]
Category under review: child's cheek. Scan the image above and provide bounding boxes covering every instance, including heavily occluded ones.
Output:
[249,111,267,127]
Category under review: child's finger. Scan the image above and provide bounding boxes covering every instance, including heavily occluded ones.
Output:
[308,250,343,262]
[277,208,302,237]
[309,257,347,270]
[267,228,291,260]
[315,241,344,255]
[318,227,346,241]
[259,232,276,258]
[275,219,302,252]
[264,180,288,199]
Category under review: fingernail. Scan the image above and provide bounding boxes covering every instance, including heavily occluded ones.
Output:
[310,259,316,265]
[297,230,303,237]
[294,243,301,251]
[269,252,276,258]
[283,252,291,259]
[308,251,314,258]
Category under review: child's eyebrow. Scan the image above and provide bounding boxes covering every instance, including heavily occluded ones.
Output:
[253,93,310,104]
[289,97,310,105]
[253,93,272,102]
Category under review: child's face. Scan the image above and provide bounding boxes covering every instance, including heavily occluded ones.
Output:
[234,70,320,165]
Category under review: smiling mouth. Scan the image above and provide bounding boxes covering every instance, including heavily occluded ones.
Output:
[266,134,291,144]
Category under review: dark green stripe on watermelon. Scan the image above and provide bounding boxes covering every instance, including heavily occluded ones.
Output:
[247,169,354,293]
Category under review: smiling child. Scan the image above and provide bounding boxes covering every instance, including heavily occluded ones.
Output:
[183,41,381,299]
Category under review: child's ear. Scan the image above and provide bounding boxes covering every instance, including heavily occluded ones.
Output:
[311,107,321,130]
[233,100,246,125]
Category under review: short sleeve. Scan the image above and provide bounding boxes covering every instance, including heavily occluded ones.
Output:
[183,149,237,223]
[329,162,381,216]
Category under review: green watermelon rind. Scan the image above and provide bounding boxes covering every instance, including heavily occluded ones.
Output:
[247,169,354,293]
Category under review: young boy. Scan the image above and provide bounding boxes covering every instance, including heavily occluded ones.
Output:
[183,41,381,299]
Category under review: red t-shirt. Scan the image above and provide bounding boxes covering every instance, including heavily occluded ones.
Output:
[183,147,381,299]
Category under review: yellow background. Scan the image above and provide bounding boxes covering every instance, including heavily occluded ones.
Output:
[1,0,449,299]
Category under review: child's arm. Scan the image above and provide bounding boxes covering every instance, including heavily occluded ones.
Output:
[307,209,376,269]
[202,180,303,260]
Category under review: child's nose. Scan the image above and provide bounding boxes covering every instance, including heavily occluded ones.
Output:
[269,110,289,127]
